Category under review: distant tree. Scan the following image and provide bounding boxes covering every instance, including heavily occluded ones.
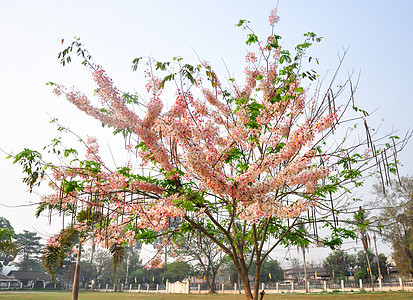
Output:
[354,207,375,289]
[354,250,387,281]
[0,217,18,268]
[259,259,284,283]
[80,247,112,284]
[176,232,226,293]
[323,250,356,280]
[375,176,413,276]
[161,261,191,283]
[15,230,43,271]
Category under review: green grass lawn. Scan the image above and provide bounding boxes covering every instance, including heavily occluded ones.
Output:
[0,291,413,300]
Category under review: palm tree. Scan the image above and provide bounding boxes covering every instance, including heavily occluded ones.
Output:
[296,221,310,293]
[354,207,375,291]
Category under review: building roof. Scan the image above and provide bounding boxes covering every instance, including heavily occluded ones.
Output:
[7,271,50,281]
[0,274,18,281]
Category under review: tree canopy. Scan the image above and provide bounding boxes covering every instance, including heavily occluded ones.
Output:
[10,8,409,300]
[375,175,413,276]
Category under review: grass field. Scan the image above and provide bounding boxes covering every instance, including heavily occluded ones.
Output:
[0,291,413,300]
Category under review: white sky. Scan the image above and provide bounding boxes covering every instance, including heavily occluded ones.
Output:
[0,0,412,265]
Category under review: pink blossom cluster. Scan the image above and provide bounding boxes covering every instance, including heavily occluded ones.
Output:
[85,136,101,162]
[47,235,61,248]
[245,52,258,63]
[145,255,164,269]
[315,113,338,132]
[238,198,311,224]
[136,195,186,232]
[268,8,280,26]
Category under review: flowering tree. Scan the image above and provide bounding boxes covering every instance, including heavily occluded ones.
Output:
[11,9,409,300]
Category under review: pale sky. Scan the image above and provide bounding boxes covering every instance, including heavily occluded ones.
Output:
[0,0,412,265]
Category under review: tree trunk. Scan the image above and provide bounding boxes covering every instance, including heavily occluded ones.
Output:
[365,251,375,291]
[72,243,82,300]
[303,248,308,293]
[237,268,253,300]
[373,233,383,280]
[205,272,212,293]
[253,262,262,300]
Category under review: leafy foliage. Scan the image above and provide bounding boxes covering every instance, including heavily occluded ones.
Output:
[42,227,78,282]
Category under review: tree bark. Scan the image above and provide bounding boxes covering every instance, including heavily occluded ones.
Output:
[373,233,383,280]
[303,248,308,293]
[72,243,82,300]
[365,250,375,291]
[253,261,262,300]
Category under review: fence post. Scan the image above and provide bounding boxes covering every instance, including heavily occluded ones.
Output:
[198,283,201,294]
[138,283,141,293]
[147,283,150,293]
[323,280,327,292]
[359,279,363,289]
[307,280,310,293]
[341,280,344,291]
[234,283,237,294]
[378,278,382,290]
[262,282,265,291]
[291,281,294,292]
[222,283,224,294]
[129,284,132,293]
[156,284,159,293]
[399,277,403,290]
[105,283,108,292]
[276,282,279,293]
